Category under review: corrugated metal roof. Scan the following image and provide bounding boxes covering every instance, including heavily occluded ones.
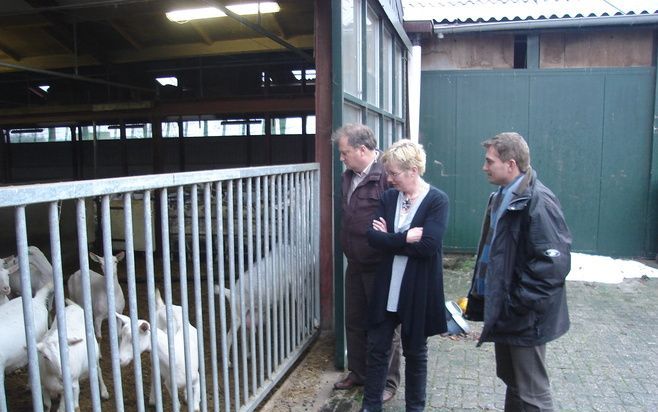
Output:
[402,0,658,23]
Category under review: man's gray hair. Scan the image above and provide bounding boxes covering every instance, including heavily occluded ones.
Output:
[331,123,377,151]
[482,132,531,172]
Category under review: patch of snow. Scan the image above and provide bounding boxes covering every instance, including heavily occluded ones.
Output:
[566,253,658,284]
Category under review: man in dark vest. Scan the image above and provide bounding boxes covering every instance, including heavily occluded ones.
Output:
[332,124,400,403]
[466,132,572,411]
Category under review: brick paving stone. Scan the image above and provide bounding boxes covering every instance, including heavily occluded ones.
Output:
[262,257,658,411]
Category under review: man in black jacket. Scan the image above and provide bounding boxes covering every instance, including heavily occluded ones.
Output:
[332,124,400,403]
[466,132,572,412]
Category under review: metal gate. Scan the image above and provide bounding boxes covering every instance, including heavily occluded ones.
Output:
[0,163,320,412]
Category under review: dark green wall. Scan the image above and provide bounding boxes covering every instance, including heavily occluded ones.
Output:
[421,68,656,257]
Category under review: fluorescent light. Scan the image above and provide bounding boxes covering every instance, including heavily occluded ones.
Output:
[166,2,280,23]
[156,76,178,87]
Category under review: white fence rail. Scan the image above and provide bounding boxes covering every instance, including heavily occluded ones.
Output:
[0,163,320,412]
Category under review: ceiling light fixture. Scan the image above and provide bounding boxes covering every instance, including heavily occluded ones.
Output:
[166,2,280,23]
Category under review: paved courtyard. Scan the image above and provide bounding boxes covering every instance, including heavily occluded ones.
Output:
[261,256,658,411]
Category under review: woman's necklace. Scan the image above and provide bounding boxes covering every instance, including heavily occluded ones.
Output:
[402,181,428,212]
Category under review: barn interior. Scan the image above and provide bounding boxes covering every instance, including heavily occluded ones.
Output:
[0,0,316,184]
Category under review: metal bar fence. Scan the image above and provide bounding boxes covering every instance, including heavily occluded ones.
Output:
[0,163,320,412]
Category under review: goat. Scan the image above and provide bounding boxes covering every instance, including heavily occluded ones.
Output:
[67,251,126,339]
[0,283,53,408]
[219,243,298,366]
[0,262,16,305]
[5,246,54,298]
[117,305,200,411]
[37,299,109,411]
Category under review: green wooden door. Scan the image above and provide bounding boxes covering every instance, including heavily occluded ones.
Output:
[421,68,656,257]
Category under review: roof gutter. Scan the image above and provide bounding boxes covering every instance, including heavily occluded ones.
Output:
[433,14,658,35]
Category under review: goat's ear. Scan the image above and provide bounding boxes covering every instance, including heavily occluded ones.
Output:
[116,251,125,262]
[89,252,102,263]
[116,312,130,325]
[138,320,150,333]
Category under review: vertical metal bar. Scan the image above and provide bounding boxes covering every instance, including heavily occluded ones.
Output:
[100,195,125,412]
[14,206,44,412]
[294,173,302,345]
[236,179,249,403]
[290,174,298,348]
[49,202,75,412]
[264,175,273,378]
[227,181,240,410]
[123,193,146,412]
[302,172,313,337]
[215,182,231,412]
[255,177,265,386]
[282,174,291,357]
[76,199,103,411]
[313,170,321,328]
[246,178,257,395]
[146,190,164,412]
[160,189,180,411]
[274,174,282,366]
[204,183,221,412]
[190,185,207,411]
[176,186,194,411]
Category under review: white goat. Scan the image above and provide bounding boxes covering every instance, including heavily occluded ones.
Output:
[0,282,53,406]
[37,300,109,411]
[219,244,295,365]
[67,251,126,339]
[0,262,16,305]
[116,293,200,411]
[5,246,54,298]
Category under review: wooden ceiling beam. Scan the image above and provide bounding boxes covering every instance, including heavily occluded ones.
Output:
[272,14,288,39]
[191,22,213,45]
[0,41,21,61]
[110,20,143,50]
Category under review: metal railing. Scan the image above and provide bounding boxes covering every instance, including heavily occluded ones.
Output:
[0,163,320,412]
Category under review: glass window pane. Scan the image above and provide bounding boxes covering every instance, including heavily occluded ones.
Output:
[383,28,393,113]
[162,121,180,138]
[271,117,303,135]
[248,119,265,135]
[342,0,361,98]
[366,111,380,146]
[306,115,316,134]
[80,125,95,141]
[383,117,393,149]
[9,128,48,143]
[181,120,206,137]
[366,6,379,105]
[395,44,405,117]
[343,102,362,125]
[125,124,151,139]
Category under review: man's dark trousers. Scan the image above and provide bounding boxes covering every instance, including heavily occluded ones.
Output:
[495,343,554,412]
[345,261,401,389]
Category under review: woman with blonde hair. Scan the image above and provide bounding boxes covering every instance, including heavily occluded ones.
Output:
[361,139,449,412]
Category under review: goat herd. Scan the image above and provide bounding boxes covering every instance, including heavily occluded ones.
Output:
[0,246,202,411]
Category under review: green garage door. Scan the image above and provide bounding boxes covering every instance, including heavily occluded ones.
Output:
[420,68,656,257]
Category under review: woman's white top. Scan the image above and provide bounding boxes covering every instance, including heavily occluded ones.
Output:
[386,183,430,312]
